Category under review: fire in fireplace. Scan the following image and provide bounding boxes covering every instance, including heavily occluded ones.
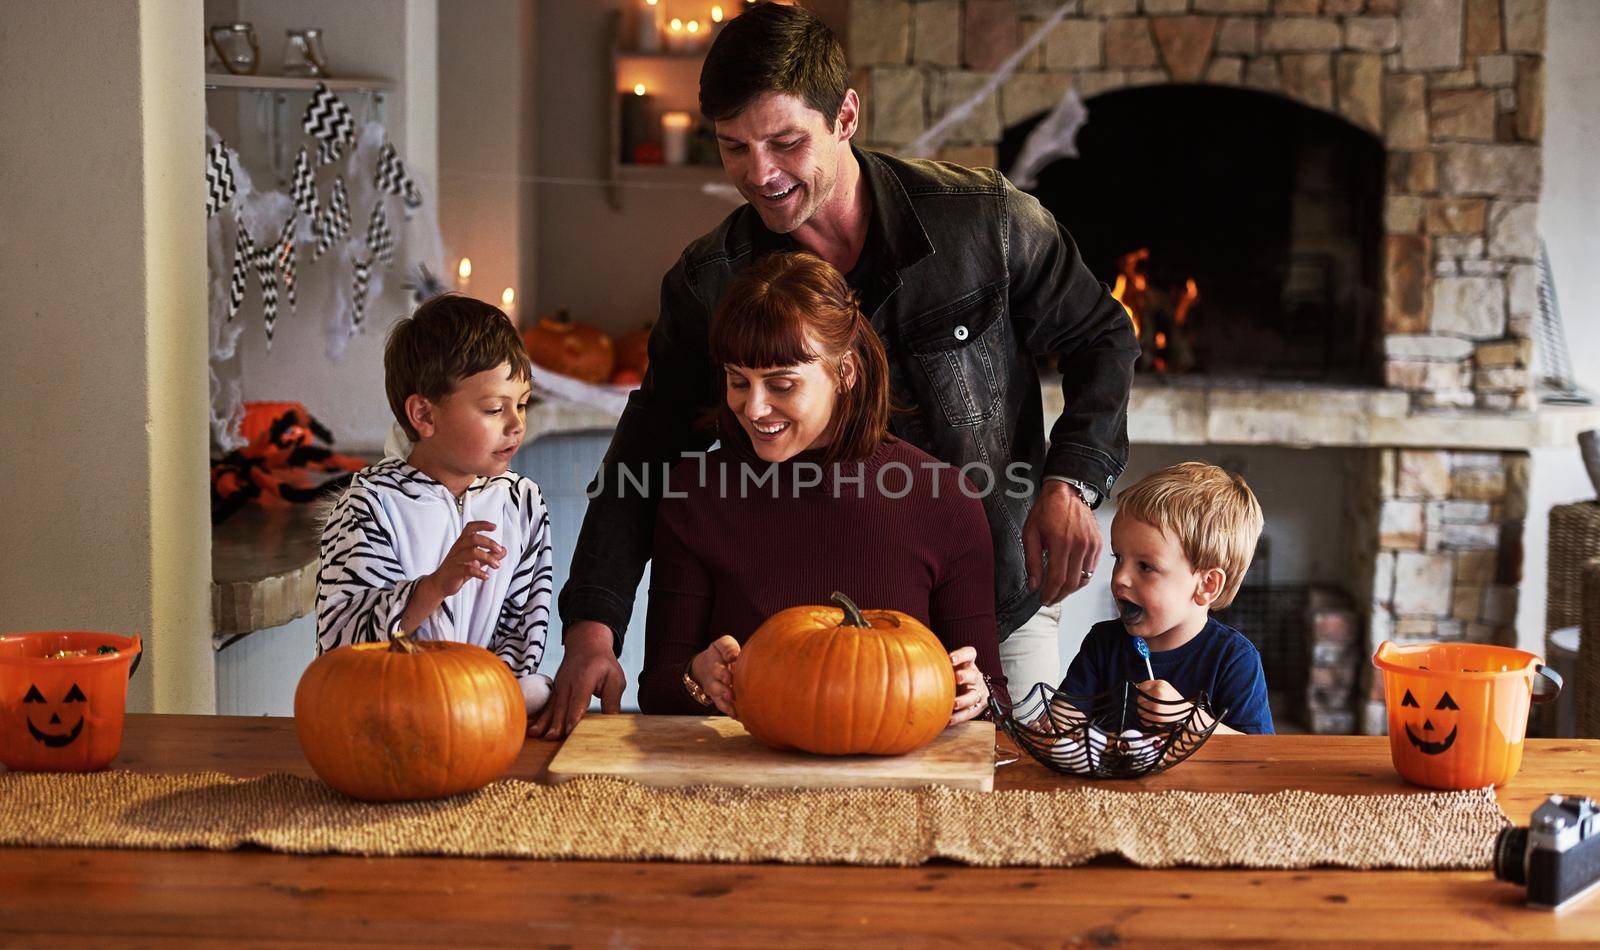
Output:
[1002,84,1387,384]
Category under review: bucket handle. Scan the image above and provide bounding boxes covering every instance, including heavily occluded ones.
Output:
[1531,663,1562,704]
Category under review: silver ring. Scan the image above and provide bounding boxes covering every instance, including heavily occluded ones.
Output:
[1081,570,1094,579]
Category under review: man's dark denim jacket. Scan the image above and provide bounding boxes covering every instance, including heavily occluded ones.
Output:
[559,146,1139,644]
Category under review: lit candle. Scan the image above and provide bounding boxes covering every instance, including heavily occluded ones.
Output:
[667,17,684,51]
[457,257,472,290]
[637,0,662,52]
[661,111,691,165]
[711,5,724,23]
[501,287,516,312]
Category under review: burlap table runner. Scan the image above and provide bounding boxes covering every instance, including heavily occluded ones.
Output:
[0,771,1505,868]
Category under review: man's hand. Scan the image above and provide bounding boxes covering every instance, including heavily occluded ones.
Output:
[1022,481,1103,605]
[531,621,626,739]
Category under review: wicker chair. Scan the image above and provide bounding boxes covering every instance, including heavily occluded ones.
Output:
[1578,559,1600,739]
[1549,502,1600,634]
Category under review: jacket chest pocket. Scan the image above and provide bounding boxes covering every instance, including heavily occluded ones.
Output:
[901,283,1007,427]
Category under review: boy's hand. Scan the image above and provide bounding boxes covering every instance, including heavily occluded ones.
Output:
[689,635,741,718]
[428,520,504,596]
[948,646,990,727]
[1134,678,1196,725]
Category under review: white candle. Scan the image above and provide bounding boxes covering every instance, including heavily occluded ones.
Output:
[666,17,684,52]
[636,0,662,52]
[661,111,691,165]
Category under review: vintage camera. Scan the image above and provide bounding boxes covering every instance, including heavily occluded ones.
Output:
[1494,794,1600,910]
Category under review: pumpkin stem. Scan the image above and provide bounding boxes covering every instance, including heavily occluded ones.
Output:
[831,591,868,628]
[387,628,422,654]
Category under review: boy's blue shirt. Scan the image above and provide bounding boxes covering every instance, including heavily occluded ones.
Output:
[1059,617,1275,735]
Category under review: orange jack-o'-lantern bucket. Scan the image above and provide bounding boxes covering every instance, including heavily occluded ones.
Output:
[1372,640,1561,790]
[0,632,142,772]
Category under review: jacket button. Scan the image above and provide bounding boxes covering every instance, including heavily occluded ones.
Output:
[953,325,969,341]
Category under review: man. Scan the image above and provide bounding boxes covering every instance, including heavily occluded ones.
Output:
[532,3,1137,737]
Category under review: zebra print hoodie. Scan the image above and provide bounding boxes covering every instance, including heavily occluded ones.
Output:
[316,457,553,712]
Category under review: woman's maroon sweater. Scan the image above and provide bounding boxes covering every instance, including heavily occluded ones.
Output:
[638,432,1006,715]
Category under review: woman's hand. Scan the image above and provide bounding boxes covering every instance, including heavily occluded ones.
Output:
[947,646,989,727]
[689,635,741,718]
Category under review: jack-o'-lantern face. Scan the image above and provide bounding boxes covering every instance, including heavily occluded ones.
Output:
[23,682,86,748]
[1400,687,1459,755]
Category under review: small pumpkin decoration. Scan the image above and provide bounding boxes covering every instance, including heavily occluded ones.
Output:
[522,309,614,384]
[613,321,653,377]
[1373,640,1562,790]
[732,592,956,756]
[294,632,526,801]
[0,632,141,773]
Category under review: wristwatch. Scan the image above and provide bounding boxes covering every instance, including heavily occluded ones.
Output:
[682,661,713,707]
[1051,476,1103,510]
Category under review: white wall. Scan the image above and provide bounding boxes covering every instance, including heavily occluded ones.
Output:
[1543,0,1600,396]
[0,0,214,713]
[439,0,536,328]
[1519,0,1600,656]
[534,0,735,334]
[205,0,440,453]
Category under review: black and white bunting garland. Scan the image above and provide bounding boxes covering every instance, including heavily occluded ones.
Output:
[375,142,422,218]
[352,257,373,331]
[276,214,299,315]
[228,211,252,319]
[291,147,319,220]
[314,176,351,262]
[253,233,281,347]
[207,118,433,354]
[302,82,355,166]
[366,200,394,267]
[206,140,237,218]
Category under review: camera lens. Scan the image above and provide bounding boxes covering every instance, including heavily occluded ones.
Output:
[1492,827,1528,885]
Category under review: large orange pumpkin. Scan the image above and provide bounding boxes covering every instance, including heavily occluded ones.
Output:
[294,633,526,801]
[732,592,956,756]
[522,309,614,384]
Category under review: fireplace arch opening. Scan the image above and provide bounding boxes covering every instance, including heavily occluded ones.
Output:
[1000,84,1386,384]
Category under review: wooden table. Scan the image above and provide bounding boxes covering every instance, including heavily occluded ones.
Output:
[2,715,1599,946]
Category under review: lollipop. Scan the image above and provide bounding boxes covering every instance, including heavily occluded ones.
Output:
[1133,636,1155,681]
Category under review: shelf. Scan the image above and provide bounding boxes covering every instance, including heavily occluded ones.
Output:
[204,73,393,93]
[615,163,725,180]
[617,48,709,61]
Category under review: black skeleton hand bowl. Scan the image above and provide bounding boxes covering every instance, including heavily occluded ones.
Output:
[987,680,1225,779]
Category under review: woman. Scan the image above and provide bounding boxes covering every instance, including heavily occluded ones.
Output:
[638,251,1006,723]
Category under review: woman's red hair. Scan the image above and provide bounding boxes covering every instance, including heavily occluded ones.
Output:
[709,251,891,466]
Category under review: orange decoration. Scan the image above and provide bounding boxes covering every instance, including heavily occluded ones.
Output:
[732,592,955,756]
[294,633,526,801]
[0,632,142,773]
[613,321,653,377]
[1373,640,1562,789]
[522,309,615,384]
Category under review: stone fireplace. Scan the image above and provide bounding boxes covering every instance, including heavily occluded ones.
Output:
[849,0,1552,732]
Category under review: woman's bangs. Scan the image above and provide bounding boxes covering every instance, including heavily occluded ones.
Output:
[710,292,819,370]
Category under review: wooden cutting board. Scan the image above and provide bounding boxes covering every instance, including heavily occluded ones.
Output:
[547,714,996,791]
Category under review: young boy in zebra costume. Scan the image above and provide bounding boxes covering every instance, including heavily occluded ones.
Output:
[316,294,554,715]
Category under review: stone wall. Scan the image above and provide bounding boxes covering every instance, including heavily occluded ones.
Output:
[849,0,1546,410]
[1352,447,1529,731]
